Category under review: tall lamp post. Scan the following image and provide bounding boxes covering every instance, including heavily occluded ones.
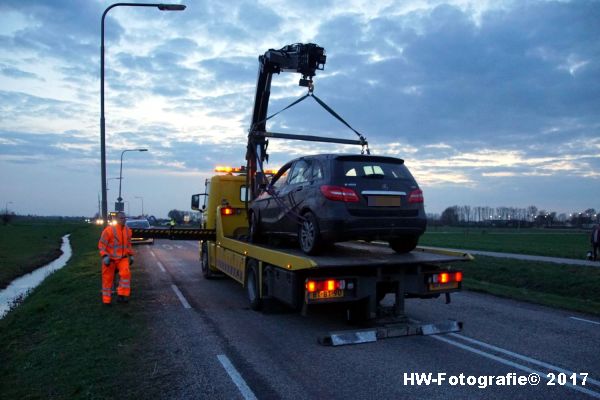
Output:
[100,2,186,225]
[134,196,144,217]
[4,201,12,215]
[116,148,148,212]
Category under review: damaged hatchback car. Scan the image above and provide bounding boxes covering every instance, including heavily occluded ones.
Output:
[248,154,427,255]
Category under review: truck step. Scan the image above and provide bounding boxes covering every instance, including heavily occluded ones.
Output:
[318,320,462,346]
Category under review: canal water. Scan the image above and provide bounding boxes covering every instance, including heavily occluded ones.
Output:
[0,234,72,319]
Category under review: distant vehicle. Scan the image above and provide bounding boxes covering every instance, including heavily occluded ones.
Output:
[125,219,154,245]
[249,154,427,254]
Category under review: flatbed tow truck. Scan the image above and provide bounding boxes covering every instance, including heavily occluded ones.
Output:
[132,43,473,345]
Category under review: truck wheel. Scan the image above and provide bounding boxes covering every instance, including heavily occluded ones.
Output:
[201,242,215,279]
[298,211,322,255]
[246,259,262,311]
[389,235,418,254]
[249,211,263,243]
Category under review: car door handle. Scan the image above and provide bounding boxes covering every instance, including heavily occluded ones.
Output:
[295,186,303,192]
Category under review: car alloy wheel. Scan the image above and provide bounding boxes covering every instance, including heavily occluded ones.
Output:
[299,212,321,255]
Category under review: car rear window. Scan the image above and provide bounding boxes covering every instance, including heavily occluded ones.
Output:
[336,158,414,180]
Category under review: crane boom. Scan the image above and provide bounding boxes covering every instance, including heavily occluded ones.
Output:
[246,43,326,199]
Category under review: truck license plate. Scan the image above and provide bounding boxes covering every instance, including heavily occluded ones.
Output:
[368,196,401,207]
[308,289,344,300]
[428,282,459,291]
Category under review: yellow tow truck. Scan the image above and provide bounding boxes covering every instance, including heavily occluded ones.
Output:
[134,43,473,345]
[188,165,471,345]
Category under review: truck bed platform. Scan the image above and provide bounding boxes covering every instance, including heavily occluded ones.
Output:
[227,238,472,270]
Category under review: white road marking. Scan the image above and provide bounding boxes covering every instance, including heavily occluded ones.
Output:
[150,250,157,258]
[171,284,191,309]
[448,333,600,387]
[217,354,258,400]
[175,245,184,249]
[570,316,600,326]
[162,244,173,250]
[432,335,600,399]
[156,261,166,273]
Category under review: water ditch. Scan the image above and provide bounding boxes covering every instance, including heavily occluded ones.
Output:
[0,234,72,319]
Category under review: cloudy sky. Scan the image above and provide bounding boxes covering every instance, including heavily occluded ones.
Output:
[0,0,598,218]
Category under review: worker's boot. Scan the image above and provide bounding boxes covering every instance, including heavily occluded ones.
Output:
[117,295,129,304]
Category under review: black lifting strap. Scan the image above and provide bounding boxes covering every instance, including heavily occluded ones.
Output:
[251,91,370,154]
[250,93,310,132]
[309,93,369,153]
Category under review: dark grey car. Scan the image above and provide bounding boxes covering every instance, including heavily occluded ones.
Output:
[248,154,426,255]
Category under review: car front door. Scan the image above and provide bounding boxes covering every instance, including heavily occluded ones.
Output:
[275,159,313,234]
[258,163,291,231]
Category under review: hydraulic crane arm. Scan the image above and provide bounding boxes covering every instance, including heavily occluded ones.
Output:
[246,43,326,199]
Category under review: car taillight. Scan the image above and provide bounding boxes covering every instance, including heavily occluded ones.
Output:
[408,189,424,203]
[320,185,359,202]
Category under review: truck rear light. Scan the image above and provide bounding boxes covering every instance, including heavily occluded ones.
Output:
[305,278,346,292]
[439,272,450,283]
[221,206,235,216]
[431,271,462,283]
[320,185,359,202]
[408,189,424,203]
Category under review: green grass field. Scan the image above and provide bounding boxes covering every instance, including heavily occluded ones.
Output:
[421,227,590,259]
[461,256,600,315]
[0,224,162,399]
[0,219,83,288]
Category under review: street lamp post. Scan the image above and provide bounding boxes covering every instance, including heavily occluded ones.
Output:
[4,201,12,215]
[100,2,186,225]
[116,148,148,211]
[134,196,144,217]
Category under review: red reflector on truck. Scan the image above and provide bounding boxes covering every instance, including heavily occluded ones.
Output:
[455,271,463,282]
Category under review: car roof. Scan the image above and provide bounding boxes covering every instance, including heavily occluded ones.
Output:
[288,153,405,163]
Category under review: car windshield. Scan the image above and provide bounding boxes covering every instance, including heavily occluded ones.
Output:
[126,220,150,228]
[337,159,413,180]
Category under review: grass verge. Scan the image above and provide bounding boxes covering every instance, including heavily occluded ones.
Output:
[420,228,589,259]
[461,255,600,315]
[0,224,159,399]
[0,219,81,288]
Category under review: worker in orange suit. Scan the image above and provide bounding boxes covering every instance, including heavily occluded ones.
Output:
[98,211,134,305]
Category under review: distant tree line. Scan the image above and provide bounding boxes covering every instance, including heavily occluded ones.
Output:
[428,206,598,228]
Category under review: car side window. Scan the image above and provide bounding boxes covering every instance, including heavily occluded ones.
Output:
[311,160,323,181]
[271,165,290,190]
[288,160,311,185]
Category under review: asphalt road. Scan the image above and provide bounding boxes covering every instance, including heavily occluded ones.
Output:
[135,240,600,400]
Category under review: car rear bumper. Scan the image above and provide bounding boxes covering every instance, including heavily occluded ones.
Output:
[318,217,426,242]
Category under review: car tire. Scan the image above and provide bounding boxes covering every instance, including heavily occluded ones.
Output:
[201,242,215,279]
[248,211,263,243]
[389,235,419,254]
[246,259,262,311]
[298,211,323,255]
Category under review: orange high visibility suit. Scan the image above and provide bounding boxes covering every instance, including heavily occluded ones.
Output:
[98,224,134,304]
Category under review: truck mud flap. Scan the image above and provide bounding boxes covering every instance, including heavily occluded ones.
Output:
[318,320,463,346]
